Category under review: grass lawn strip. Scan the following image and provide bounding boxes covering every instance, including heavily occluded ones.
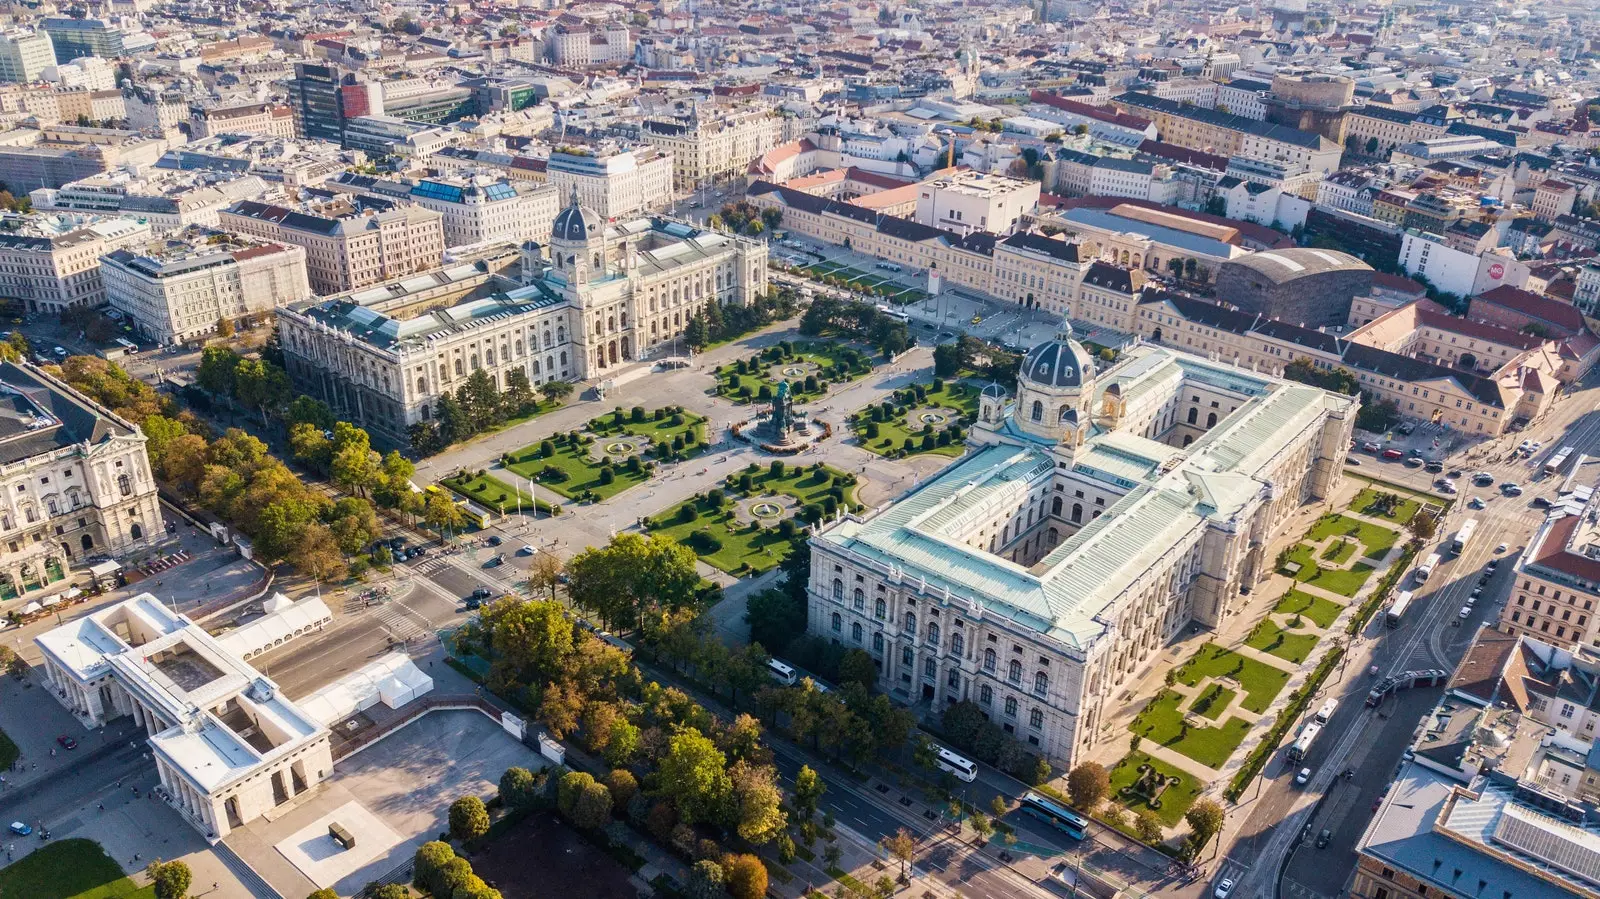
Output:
[442,471,541,514]
[1174,644,1290,713]
[714,342,872,405]
[1189,684,1237,720]
[0,839,155,899]
[1128,689,1250,769]
[1320,539,1355,564]
[1280,544,1375,597]
[1108,751,1204,827]
[1246,619,1321,664]
[1273,589,1344,629]
[651,466,859,573]
[1308,514,1400,559]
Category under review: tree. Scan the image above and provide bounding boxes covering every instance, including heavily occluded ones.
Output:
[730,759,786,843]
[882,828,915,880]
[147,860,192,899]
[449,795,490,842]
[658,728,733,826]
[724,853,768,899]
[1185,798,1225,854]
[558,771,611,830]
[990,794,1008,818]
[542,380,575,404]
[288,522,346,582]
[1134,809,1164,843]
[500,766,539,811]
[568,532,701,630]
[933,343,962,378]
[425,490,467,536]
[607,768,638,813]
[215,317,236,339]
[527,550,564,599]
[1409,511,1437,541]
[483,597,573,679]
[1067,762,1110,811]
[687,860,725,899]
[794,764,825,820]
[837,649,876,689]
[306,891,339,899]
[367,887,410,899]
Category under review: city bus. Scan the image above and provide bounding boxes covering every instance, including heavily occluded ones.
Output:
[1019,792,1089,840]
[935,746,978,783]
[455,498,493,530]
[1450,519,1478,555]
[1385,590,1414,628]
[1314,698,1338,725]
[1416,553,1441,583]
[1286,721,1322,764]
[766,658,798,686]
[1545,446,1575,476]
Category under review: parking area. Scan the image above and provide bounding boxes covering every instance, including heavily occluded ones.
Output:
[225,709,548,898]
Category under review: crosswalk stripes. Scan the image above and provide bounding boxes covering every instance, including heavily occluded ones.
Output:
[410,557,450,576]
[1213,857,1250,891]
[373,603,427,642]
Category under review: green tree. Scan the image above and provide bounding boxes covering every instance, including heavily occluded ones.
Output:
[499,766,539,811]
[1134,809,1164,843]
[541,380,575,404]
[793,764,825,819]
[1067,762,1110,811]
[567,532,702,630]
[366,887,409,899]
[730,759,786,843]
[1185,798,1225,855]
[837,648,876,689]
[482,597,573,680]
[196,345,241,402]
[287,522,346,582]
[328,496,381,555]
[687,860,725,899]
[881,828,915,880]
[414,841,456,895]
[146,860,192,899]
[607,768,638,813]
[449,795,490,842]
[658,727,733,825]
[425,490,467,536]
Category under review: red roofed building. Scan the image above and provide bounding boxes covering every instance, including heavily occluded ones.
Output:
[1028,90,1157,142]
[1502,506,1600,650]
[1469,284,1587,337]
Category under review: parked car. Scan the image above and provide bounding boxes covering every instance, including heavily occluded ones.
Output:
[1316,829,1332,849]
[1213,879,1234,899]
[55,735,76,750]
[1398,422,1415,435]
[8,822,30,836]
[1381,449,1404,460]
[1532,496,1552,509]
[1473,472,1495,486]
[1468,497,1486,509]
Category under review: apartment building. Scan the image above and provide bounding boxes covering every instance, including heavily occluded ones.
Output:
[544,146,675,219]
[1113,92,1342,176]
[1500,493,1600,652]
[101,227,311,345]
[326,172,559,249]
[1533,180,1578,222]
[1043,150,1155,200]
[32,171,269,232]
[991,230,1086,316]
[0,125,167,193]
[0,30,56,84]
[640,107,783,191]
[914,171,1040,237]
[219,198,445,295]
[0,216,150,314]
[549,24,633,68]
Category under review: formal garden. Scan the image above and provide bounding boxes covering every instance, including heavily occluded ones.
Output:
[1127,689,1253,769]
[645,461,860,575]
[850,380,979,459]
[0,839,160,899]
[1107,750,1205,827]
[792,259,929,304]
[502,407,708,503]
[712,341,874,405]
[440,469,559,516]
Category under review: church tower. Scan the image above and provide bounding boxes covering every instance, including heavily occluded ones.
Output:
[549,186,605,294]
[1014,320,1097,446]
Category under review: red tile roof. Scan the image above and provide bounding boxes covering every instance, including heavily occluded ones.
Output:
[1475,284,1586,332]
[1136,139,1228,172]
[1029,90,1152,131]
[1532,515,1600,583]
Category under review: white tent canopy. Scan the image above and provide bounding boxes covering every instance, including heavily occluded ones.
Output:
[299,652,434,726]
[215,596,331,660]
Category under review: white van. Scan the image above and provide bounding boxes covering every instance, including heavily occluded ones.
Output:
[766,658,797,686]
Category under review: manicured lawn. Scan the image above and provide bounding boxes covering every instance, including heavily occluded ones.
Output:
[1128,690,1250,769]
[505,441,649,502]
[1189,683,1237,720]
[0,839,155,899]
[852,382,980,459]
[1320,538,1355,564]
[1273,589,1344,629]
[441,471,541,514]
[713,341,873,404]
[1246,619,1322,664]
[1108,751,1204,827]
[1280,545,1375,597]
[0,727,15,771]
[1174,644,1291,713]
[1308,514,1400,560]
[652,464,860,574]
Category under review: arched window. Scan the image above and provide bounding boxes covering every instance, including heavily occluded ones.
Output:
[1008,660,1022,684]
[873,632,884,653]
[557,326,566,342]
[832,579,843,600]
[983,648,997,672]
[979,685,993,705]
[127,524,139,541]
[852,589,865,611]
[1207,412,1217,428]
[927,623,940,646]
[1059,404,1070,422]
[831,612,842,633]
[454,359,464,376]
[951,633,964,656]
[1187,407,1198,424]
[1071,503,1082,523]
[1031,400,1043,422]
[1034,672,1049,696]
[82,533,95,549]
[904,612,916,633]
[875,598,886,620]
[560,352,568,365]
[1004,696,1018,717]
[851,622,862,643]
[1029,708,1044,729]
[1052,496,1062,515]
[417,377,427,394]
[117,475,131,497]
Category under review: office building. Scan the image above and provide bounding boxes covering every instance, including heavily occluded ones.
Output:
[287,62,379,147]
[101,227,311,345]
[40,19,122,63]
[807,330,1356,769]
[0,215,150,314]
[914,171,1040,237]
[545,146,675,219]
[0,30,56,84]
[326,171,559,249]
[220,198,445,296]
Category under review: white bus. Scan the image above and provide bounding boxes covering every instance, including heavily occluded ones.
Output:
[1287,721,1322,763]
[935,746,978,782]
[766,658,797,686]
[1545,446,1575,476]
[1450,518,1478,555]
[1314,699,1338,725]
[1386,590,1414,628]
[1416,553,1441,583]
